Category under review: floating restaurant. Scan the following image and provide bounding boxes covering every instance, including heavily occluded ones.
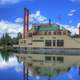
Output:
[14,8,80,80]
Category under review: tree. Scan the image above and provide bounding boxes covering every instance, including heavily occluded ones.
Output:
[17,32,22,39]
[0,33,12,46]
[12,32,22,45]
[16,32,22,44]
[4,33,12,45]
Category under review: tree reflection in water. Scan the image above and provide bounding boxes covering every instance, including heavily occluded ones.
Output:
[0,50,14,61]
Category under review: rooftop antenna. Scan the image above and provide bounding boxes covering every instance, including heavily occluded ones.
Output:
[48,18,52,26]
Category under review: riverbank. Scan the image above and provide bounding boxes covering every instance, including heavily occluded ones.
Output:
[0,46,16,52]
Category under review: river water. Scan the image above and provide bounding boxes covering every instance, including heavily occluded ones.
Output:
[0,51,80,80]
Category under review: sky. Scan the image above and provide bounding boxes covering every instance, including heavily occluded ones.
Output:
[0,0,80,37]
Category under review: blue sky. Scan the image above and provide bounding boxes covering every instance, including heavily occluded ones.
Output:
[0,0,80,36]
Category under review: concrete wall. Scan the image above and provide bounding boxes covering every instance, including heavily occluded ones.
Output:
[19,35,80,48]
[32,35,80,48]
[19,37,32,47]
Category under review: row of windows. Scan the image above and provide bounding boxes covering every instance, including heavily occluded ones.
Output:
[45,40,64,47]
[44,31,67,35]
[20,40,26,44]
[45,56,64,63]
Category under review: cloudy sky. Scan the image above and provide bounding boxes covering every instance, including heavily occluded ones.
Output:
[0,0,80,36]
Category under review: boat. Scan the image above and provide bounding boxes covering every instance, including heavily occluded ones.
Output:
[14,8,80,78]
[13,8,80,54]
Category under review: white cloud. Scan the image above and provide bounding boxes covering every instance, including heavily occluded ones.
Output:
[0,20,23,37]
[0,54,23,72]
[0,55,22,70]
[15,65,23,72]
[0,0,20,5]
[70,9,77,13]
[0,0,32,5]
[77,23,80,27]
[0,11,80,37]
[68,9,77,17]
[68,13,74,16]
[29,11,48,24]
[15,18,23,23]
[61,24,79,35]
[0,11,48,37]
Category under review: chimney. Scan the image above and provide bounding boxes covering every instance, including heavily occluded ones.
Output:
[79,26,80,36]
[23,8,29,38]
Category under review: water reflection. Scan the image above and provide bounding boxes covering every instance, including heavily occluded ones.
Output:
[0,50,80,80]
[0,50,14,61]
[0,51,23,80]
[16,51,80,80]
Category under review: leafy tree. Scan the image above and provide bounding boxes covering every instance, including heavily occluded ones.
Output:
[0,33,12,46]
[4,33,12,45]
[12,32,22,44]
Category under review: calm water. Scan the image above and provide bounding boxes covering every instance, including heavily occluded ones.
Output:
[0,51,80,80]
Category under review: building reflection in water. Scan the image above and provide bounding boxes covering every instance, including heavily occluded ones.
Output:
[16,51,80,80]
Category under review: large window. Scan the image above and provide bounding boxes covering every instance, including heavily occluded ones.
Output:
[28,43,32,45]
[45,40,51,46]
[53,40,56,46]
[53,56,55,61]
[63,31,66,35]
[45,56,51,61]
[57,56,64,63]
[57,40,64,47]
[53,31,56,35]
[44,32,47,35]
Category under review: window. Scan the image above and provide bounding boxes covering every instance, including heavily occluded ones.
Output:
[53,31,56,35]
[44,32,47,35]
[20,40,26,44]
[57,56,64,63]
[53,40,56,46]
[45,40,51,46]
[45,56,51,61]
[53,56,55,61]
[28,56,32,58]
[28,43,32,45]
[57,40,64,47]
[63,31,66,35]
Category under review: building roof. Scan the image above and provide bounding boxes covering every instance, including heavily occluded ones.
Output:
[38,26,58,31]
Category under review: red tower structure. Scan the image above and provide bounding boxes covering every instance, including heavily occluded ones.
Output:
[23,8,29,38]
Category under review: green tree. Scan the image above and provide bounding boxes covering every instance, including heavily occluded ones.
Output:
[0,34,5,46]
[4,33,12,45]
[0,33,12,46]
[16,32,22,44]
[12,32,22,44]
